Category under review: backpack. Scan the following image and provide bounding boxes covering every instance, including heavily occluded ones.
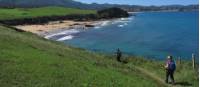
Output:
[169,61,176,71]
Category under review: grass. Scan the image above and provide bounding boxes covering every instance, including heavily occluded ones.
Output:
[0,25,158,87]
[0,7,96,20]
[127,57,199,87]
[0,25,198,87]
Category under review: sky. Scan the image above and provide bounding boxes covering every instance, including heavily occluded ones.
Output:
[74,0,199,6]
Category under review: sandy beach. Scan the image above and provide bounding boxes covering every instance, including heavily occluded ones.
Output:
[14,18,131,41]
[15,20,96,34]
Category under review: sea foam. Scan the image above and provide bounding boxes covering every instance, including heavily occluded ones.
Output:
[56,35,74,41]
[44,29,80,39]
[118,25,124,27]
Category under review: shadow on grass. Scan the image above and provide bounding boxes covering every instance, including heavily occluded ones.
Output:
[175,82,192,86]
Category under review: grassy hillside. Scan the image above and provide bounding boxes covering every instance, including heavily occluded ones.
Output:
[128,57,199,87]
[0,25,198,87]
[0,7,96,20]
[0,25,159,87]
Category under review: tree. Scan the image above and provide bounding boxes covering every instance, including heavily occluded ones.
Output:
[97,7,129,19]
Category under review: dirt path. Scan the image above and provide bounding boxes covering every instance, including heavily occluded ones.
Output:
[133,66,184,87]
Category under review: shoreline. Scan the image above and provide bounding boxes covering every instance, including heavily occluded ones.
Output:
[15,20,97,35]
[14,17,133,40]
[14,19,114,41]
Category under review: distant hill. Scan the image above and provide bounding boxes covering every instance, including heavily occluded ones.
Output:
[0,0,198,12]
[0,0,86,8]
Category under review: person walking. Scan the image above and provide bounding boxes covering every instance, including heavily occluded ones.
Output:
[116,48,122,62]
[165,56,176,84]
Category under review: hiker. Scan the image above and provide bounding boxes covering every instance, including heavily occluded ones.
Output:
[116,48,122,62]
[165,56,176,84]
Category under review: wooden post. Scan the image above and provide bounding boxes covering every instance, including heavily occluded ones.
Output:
[192,53,195,69]
[178,57,181,65]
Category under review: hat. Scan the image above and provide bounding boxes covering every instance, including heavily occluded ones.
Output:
[167,56,172,59]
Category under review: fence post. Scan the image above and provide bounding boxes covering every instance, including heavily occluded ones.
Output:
[178,57,181,65]
[192,53,195,69]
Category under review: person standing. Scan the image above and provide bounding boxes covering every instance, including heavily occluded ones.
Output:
[165,56,176,84]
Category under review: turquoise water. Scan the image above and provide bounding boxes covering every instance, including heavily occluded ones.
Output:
[60,11,198,60]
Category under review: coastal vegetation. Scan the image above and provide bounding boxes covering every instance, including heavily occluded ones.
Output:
[0,7,96,20]
[0,7,129,25]
[0,24,198,87]
[97,7,129,18]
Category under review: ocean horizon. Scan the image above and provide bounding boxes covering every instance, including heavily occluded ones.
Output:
[49,11,199,60]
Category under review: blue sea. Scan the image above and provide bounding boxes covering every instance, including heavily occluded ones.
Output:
[50,11,199,60]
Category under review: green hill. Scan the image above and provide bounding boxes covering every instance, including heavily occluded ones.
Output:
[0,25,198,87]
[0,25,159,87]
[0,0,85,8]
[0,7,96,20]
[0,0,198,12]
